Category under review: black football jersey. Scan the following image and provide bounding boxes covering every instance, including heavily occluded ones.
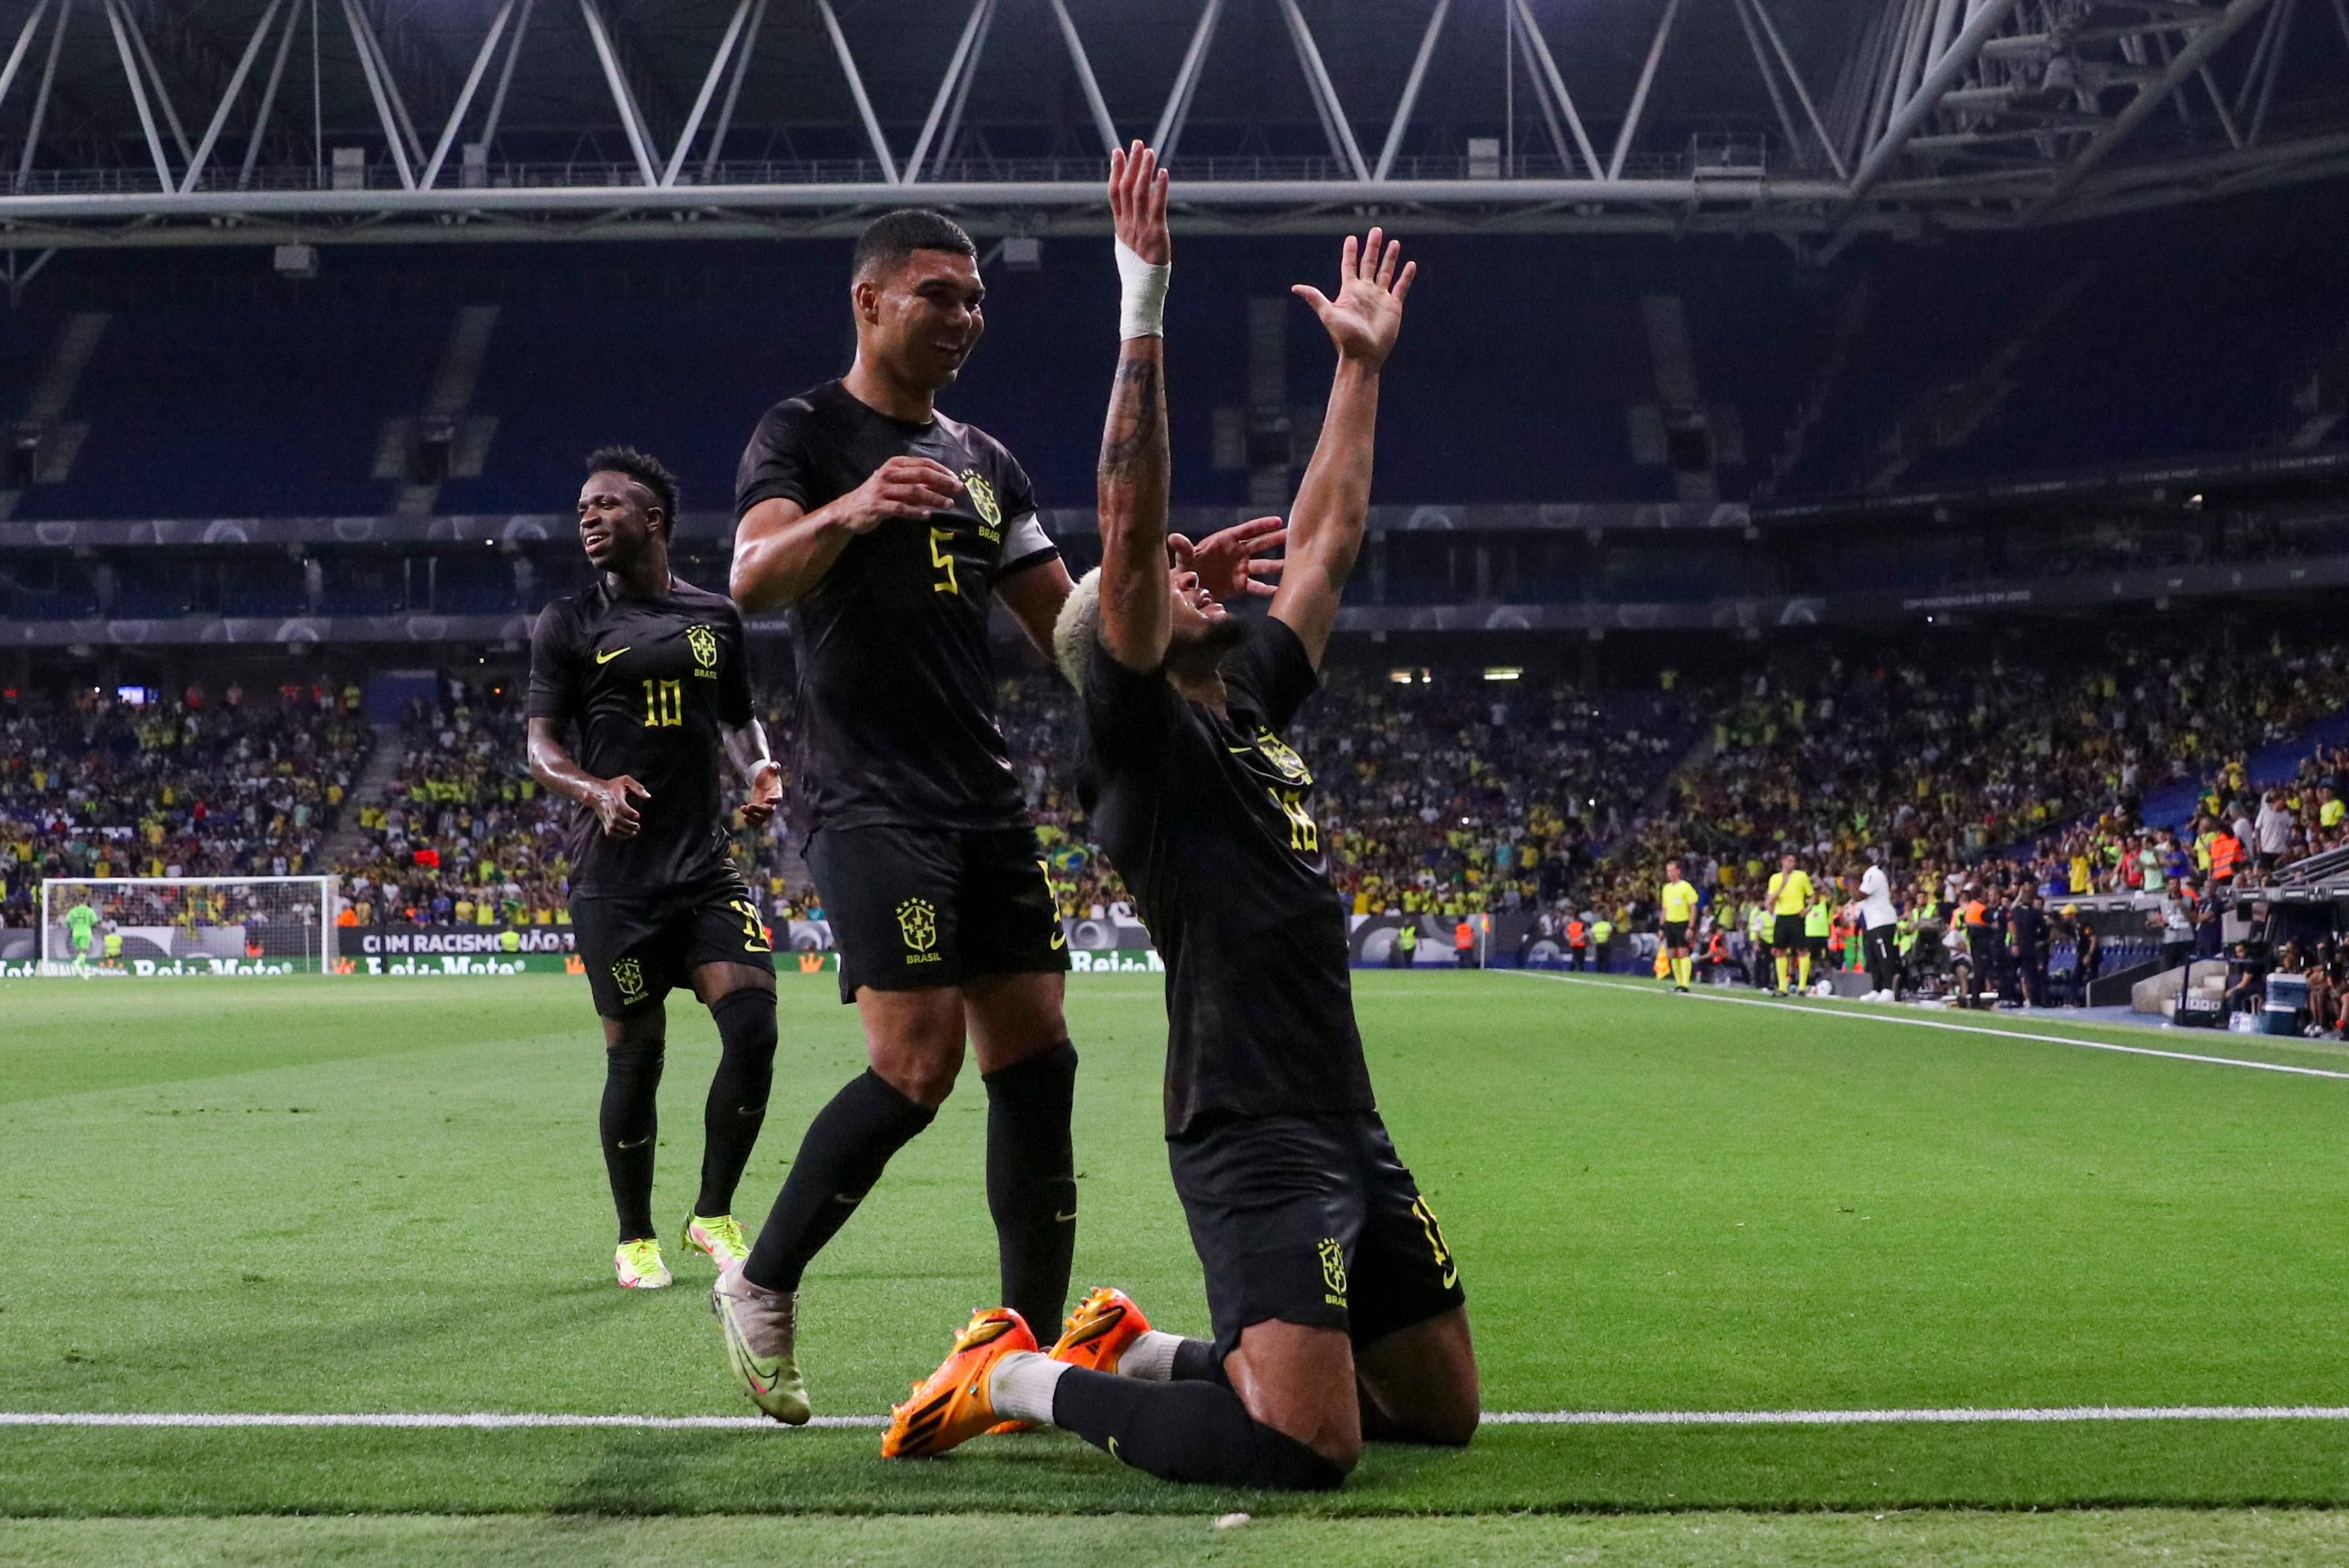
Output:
[526,576,754,896]
[734,380,1056,840]
[1079,616,1374,1137]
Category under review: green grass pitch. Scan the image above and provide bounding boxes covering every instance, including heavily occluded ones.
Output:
[7,969,2349,1565]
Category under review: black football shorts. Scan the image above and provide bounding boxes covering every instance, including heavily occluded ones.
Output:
[1773,914,1807,949]
[571,875,775,1019]
[1661,919,1691,950]
[1168,1111,1466,1359]
[806,823,1068,1003]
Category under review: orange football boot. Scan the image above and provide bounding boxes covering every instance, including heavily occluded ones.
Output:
[984,1286,1157,1434]
[1047,1287,1153,1372]
[881,1307,1037,1458]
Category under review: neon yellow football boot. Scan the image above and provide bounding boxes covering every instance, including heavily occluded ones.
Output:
[613,1237,673,1289]
[712,1264,812,1424]
[682,1214,750,1272]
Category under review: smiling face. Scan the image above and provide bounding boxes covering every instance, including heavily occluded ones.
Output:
[855,249,986,392]
[576,471,665,572]
[1162,566,1243,678]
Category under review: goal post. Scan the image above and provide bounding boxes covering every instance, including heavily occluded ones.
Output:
[37,876,339,976]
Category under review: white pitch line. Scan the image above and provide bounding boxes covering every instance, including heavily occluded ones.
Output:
[1481,1405,2349,1426]
[8,1405,2349,1431]
[1511,970,2349,1081]
[0,1411,882,1430]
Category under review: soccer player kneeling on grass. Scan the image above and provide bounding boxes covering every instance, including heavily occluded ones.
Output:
[876,146,1478,1490]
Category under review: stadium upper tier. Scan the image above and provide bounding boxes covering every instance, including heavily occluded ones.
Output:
[1,192,2342,529]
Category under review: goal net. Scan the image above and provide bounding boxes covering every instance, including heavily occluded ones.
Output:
[37,877,339,976]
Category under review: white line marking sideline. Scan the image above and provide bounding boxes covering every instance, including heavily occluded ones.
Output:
[8,1405,2349,1432]
[1511,970,2349,1080]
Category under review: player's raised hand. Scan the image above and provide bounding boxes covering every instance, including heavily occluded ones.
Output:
[840,455,962,533]
[1108,141,1170,266]
[1291,228,1414,368]
[591,774,651,838]
[742,760,784,826]
[1174,515,1287,601]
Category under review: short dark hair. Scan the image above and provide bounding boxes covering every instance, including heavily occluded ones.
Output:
[853,208,977,280]
[584,445,678,535]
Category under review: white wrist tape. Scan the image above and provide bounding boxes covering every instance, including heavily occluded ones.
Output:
[1115,237,1170,339]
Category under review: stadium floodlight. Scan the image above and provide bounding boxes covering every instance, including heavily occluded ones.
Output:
[1483,666,1522,682]
[38,876,340,977]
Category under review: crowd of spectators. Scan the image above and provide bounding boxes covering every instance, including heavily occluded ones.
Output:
[1000,663,1701,924]
[337,695,567,928]
[1584,636,2349,945]
[14,630,2349,968]
[1,682,371,927]
[336,690,798,929]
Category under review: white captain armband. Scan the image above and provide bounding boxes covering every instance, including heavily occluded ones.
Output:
[1000,512,1056,571]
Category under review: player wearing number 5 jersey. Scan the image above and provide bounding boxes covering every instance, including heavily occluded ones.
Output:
[528,447,782,1293]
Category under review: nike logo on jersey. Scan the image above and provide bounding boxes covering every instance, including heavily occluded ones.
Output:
[596,646,630,665]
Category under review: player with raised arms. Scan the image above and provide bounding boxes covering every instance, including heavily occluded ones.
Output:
[526,448,783,1290]
[713,206,1283,1423]
[876,146,1479,1490]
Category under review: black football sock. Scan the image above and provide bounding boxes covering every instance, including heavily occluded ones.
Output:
[694,988,778,1219]
[983,1041,1079,1333]
[1171,1337,1223,1383]
[742,1069,936,1294]
[1050,1366,1348,1490]
[600,1041,665,1243]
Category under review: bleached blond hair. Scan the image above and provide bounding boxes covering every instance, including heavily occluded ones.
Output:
[1051,567,1104,692]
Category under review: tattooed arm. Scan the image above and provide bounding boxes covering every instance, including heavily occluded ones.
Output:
[1096,143,1176,674]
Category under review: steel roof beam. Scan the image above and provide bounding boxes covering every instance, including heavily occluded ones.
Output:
[1374,0,1451,180]
[1609,0,1683,180]
[236,0,302,191]
[1152,0,1223,161]
[701,0,766,181]
[907,0,996,181]
[1276,0,1368,180]
[577,0,657,187]
[814,0,898,185]
[2021,0,2275,220]
[342,0,417,189]
[17,0,69,185]
[1509,0,1605,178]
[1047,0,1119,157]
[181,0,283,195]
[0,0,53,119]
[421,0,517,191]
[100,0,174,191]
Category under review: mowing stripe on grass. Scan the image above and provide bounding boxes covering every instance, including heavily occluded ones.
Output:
[1512,970,2349,1081]
[11,1406,2349,1431]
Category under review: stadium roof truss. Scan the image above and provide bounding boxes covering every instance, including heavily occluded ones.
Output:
[0,0,2342,251]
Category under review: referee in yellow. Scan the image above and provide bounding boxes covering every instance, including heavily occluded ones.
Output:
[1765,850,1814,997]
[1658,860,1700,994]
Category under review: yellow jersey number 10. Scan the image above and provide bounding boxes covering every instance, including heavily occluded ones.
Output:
[641,678,684,727]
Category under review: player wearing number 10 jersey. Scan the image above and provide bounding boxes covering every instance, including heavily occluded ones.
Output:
[528,447,782,1293]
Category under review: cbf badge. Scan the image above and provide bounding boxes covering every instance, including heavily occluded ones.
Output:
[611,958,647,1005]
[896,897,939,961]
[1318,1236,1348,1306]
[962,469,1001,529]
[686,624,719,668]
